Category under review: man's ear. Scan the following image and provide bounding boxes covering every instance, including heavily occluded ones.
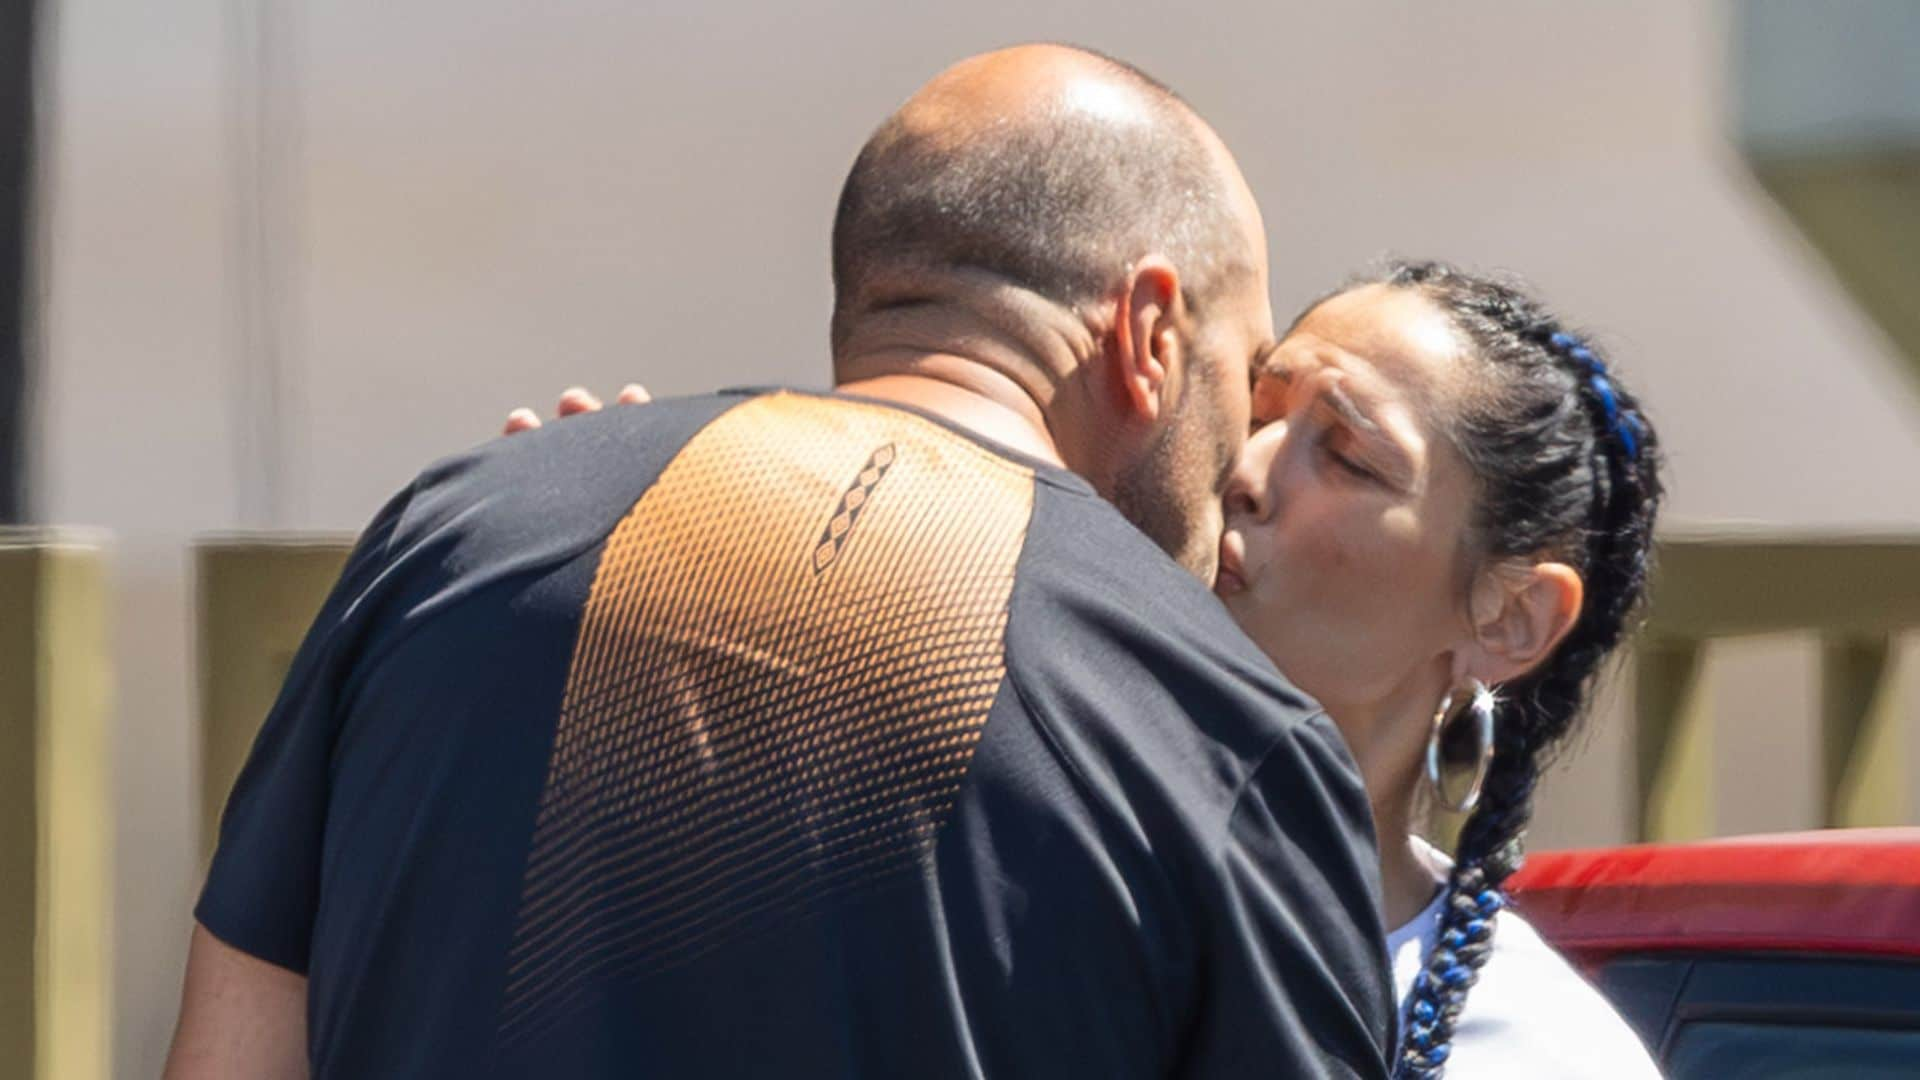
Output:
[1108,256,1183,422]
[1462,559,1584,686]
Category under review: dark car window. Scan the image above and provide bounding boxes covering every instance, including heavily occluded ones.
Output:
[1665,1021,1920,1078]
[1589,955,1690,1050]
[1585,953,1920,1078]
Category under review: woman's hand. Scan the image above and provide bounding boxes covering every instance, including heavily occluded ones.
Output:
[503,383,652,435]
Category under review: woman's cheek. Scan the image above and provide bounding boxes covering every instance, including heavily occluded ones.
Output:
[1297,508,1375,585]
[1331,507,1430,599]
[1375,504,1431,552]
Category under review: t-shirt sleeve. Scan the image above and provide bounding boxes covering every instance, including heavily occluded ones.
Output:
[193,483,417,973]
[1179,716,1396,1079]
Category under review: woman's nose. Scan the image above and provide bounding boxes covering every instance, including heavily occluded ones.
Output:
[1223,423,1281,521]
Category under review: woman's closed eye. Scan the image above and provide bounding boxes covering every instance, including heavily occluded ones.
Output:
[1322,438,1381,482]
[1253,362,1416,490]
[1308,409,1389,484]
[1255,388,1387,478]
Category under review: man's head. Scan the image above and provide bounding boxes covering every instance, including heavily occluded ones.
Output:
[829,44,1273,578]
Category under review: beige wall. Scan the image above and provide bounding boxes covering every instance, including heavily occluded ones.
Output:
[32,1,1920,1075]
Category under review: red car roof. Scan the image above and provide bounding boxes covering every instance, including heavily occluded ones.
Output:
[1506,828,1920,963]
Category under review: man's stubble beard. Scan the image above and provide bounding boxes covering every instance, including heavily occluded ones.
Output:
[1110,381,1230,584]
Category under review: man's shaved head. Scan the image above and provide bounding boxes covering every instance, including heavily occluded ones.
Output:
[828,45,1272,578]
[830,44,1257,352]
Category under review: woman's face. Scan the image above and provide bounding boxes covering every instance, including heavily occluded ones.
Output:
[1215,284,1481,715]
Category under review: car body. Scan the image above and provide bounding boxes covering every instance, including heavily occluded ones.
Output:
[1507,828,1920,1078]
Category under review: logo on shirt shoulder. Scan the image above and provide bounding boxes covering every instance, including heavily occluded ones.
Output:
[813,443,896,574]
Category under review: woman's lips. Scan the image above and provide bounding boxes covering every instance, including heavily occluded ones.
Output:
[1214,533,1248,597]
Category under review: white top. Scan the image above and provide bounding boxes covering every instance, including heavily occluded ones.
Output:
[1386,839,1663,1078]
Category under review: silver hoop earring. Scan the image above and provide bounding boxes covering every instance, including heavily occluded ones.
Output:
[1426,679,1496,814]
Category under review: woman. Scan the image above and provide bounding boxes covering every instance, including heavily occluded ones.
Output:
[507,259,1665,1079]
[1219,261,1664,1078]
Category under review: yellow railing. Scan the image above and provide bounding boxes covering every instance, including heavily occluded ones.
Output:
[1636,533,1920,840]
[0,531,113,1080]
[195,536,352,859]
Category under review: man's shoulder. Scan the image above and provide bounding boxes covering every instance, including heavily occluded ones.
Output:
[385,391,755,576]
[1009,482,1306,701]
[1010,482,1253,649]
[1003,483,1327,811]
[414,390,751,521]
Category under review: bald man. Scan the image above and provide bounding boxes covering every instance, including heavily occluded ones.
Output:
[169,45,1393,1079]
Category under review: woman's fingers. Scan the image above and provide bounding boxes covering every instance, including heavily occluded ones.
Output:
[556,386,603,416]
[503,407,543,435]
[503,384,644,437]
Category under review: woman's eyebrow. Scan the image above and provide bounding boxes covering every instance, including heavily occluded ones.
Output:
[1321,379,1381,435]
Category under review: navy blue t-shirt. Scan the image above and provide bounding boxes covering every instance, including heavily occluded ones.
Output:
[198,389,1394,1078]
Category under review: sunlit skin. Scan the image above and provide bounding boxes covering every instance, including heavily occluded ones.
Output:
[1220,284,1583,928]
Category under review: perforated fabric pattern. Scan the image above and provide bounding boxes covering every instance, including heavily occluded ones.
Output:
[499,392,1033,1040]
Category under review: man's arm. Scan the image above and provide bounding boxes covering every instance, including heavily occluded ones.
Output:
[163,924,307,1080]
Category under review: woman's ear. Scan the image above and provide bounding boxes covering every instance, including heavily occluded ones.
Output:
[1462,559,1584,685]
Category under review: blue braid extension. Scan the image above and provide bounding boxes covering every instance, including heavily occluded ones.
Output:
[1396,770,1533,1078]
[1548,331,1639,457]
[1395,877,1506,1079]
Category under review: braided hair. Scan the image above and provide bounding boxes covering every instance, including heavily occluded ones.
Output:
[1350,262,1667,1079]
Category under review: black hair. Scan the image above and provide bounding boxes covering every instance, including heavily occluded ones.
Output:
[828,47,1248,355]
[1359,261,1666,1079]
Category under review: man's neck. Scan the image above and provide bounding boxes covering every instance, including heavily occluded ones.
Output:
[836,363,1064,466]
[831,272,1104,469]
